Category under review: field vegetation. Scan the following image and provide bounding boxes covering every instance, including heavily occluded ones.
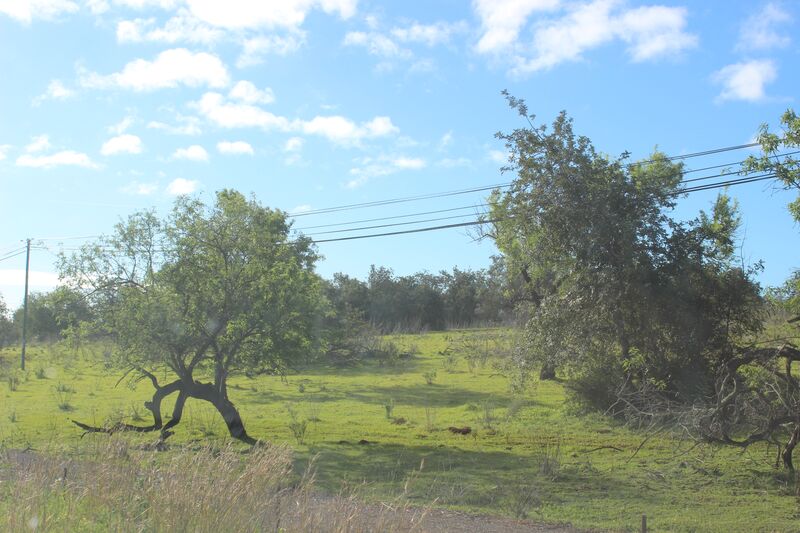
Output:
[2,330,799,532]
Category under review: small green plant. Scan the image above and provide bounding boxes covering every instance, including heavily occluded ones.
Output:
[501,480,542,519]
[384,398,395,419]
[286,403,309,444]
[298,382,305,393]
[55,382,76,394]
[54,387,74,411]
[424,407,437,432]
[479,401,496,429]
[35,367,47,379]
[8,409,17,423]
[129,401,145,422]
[422,370,437,385]
[441,349,458,373]
[7,374,19,392]
[535,440,562,480]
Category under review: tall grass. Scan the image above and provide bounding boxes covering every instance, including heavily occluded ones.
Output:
[0,439,426,532]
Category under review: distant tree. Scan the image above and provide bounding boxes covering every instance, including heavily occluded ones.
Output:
[0,294,15,347]
[12,287,93,343]
[60,190,323,443]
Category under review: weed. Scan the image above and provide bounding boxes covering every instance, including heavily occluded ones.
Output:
[35,367,47,379]
[129,401,145,422]
[7,374,19,392]
[55,382,76,393]
[501,480,542,519]
[422,370,437,385]
[384,398,395,419]
[424,407,437,432]
[8,409,17,423]
[54,386,74,411]
[286,403,309,445]
[440,348,458,373]
[535,440,562,480]
[479,401,496,429]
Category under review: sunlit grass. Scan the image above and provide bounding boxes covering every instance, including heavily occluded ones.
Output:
[1,331,799,532]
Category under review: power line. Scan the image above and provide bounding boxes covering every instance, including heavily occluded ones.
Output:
[295,204,485,230]
[305,211,488,237]
[0,249,28,263]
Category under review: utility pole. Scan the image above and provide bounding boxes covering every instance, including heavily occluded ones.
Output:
[20,238,31,370]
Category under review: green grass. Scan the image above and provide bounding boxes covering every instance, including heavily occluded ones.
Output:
[1,332,799,532]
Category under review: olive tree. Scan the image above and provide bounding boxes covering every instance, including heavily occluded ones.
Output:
[60,190,323,443]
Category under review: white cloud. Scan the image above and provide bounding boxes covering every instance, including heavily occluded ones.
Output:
[0,145,10,160]
[25,135,51,153]
[474,0,561,54]
[185,0,356,30]
[343,31,410,58]
[284,136,304,152]
[217,140,253,155]
[85,0,109,14]
[392,157,425,170]
[193,92,398,145]
[489,149,509,164]
[116,9,224,45]
[713,59,777,102]
[0,0,78,24]
[108,116,135,135]
[616,5,697,62]
[121,180,158,195]
[737,3,792,51]
[80,48,230,92]
[147,115,202,135]
[0,269,59,287]
[299,115,398,145]
[475,0,696,74]
[439,131,453,150]
[101,134,143,155]
[32,79,75,105]
[172,145,209,161]
[228,80,275,104]
[237,33,306,67]
[347,155,426,188]
[391,21,467,46]
[192,92,290,129]
[114,0,179,9]
[17,151,99,169]
[166,177,200,195]
[291,204,312,214]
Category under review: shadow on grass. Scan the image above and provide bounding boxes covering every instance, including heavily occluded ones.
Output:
[344,383,511,408]
[295,441,667,513]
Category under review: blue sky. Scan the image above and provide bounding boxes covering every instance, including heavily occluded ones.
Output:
[0,0,798,309]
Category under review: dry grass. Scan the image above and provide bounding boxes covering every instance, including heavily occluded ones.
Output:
[0,439,427,532]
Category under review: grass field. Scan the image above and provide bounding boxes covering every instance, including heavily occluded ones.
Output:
[1,330,799,532]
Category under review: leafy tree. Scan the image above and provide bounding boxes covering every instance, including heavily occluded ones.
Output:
[60,190,323,443]
[0,294,15,347]
[487,93,763,410]
[12,287,93,343]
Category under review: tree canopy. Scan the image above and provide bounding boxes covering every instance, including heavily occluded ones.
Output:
[60,190,323,443]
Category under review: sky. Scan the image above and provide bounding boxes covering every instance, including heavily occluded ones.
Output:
[0,0,798,310]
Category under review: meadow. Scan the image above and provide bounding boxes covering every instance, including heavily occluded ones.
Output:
[1,330,798,532]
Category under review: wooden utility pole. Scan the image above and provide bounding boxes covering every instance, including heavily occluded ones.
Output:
[20,238,31,370]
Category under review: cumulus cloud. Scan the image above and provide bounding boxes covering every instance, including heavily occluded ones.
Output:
[25,135,51,153]
[391,21,467,46]
[192,92,398,146]
[474,0,560,54]
[184,0,356,30]
[217,140,254,155]
[737,3,792,51]
[80,48,230,91]
[172,145,209,161]
[17,151,99,169]
[108,116,135,135]
[343,31,411,58]
[713,59,777,102]
[236,33,306,67]
[32,79,75,105]
[228,80,275,105]
[192,92,290,129]
[0,145,10,161]
[121,180,158,195]
[101,134,143,155]
[0,0,79,24]
[116,9,224,45]
[474,0,696,74]
[166,177,200,195]
[147,114,202,135]
[284,136,304,152]
[347,155,426,188]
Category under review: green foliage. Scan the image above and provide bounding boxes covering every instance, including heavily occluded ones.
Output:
[489,95,764,411]
[744,108,800,221]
